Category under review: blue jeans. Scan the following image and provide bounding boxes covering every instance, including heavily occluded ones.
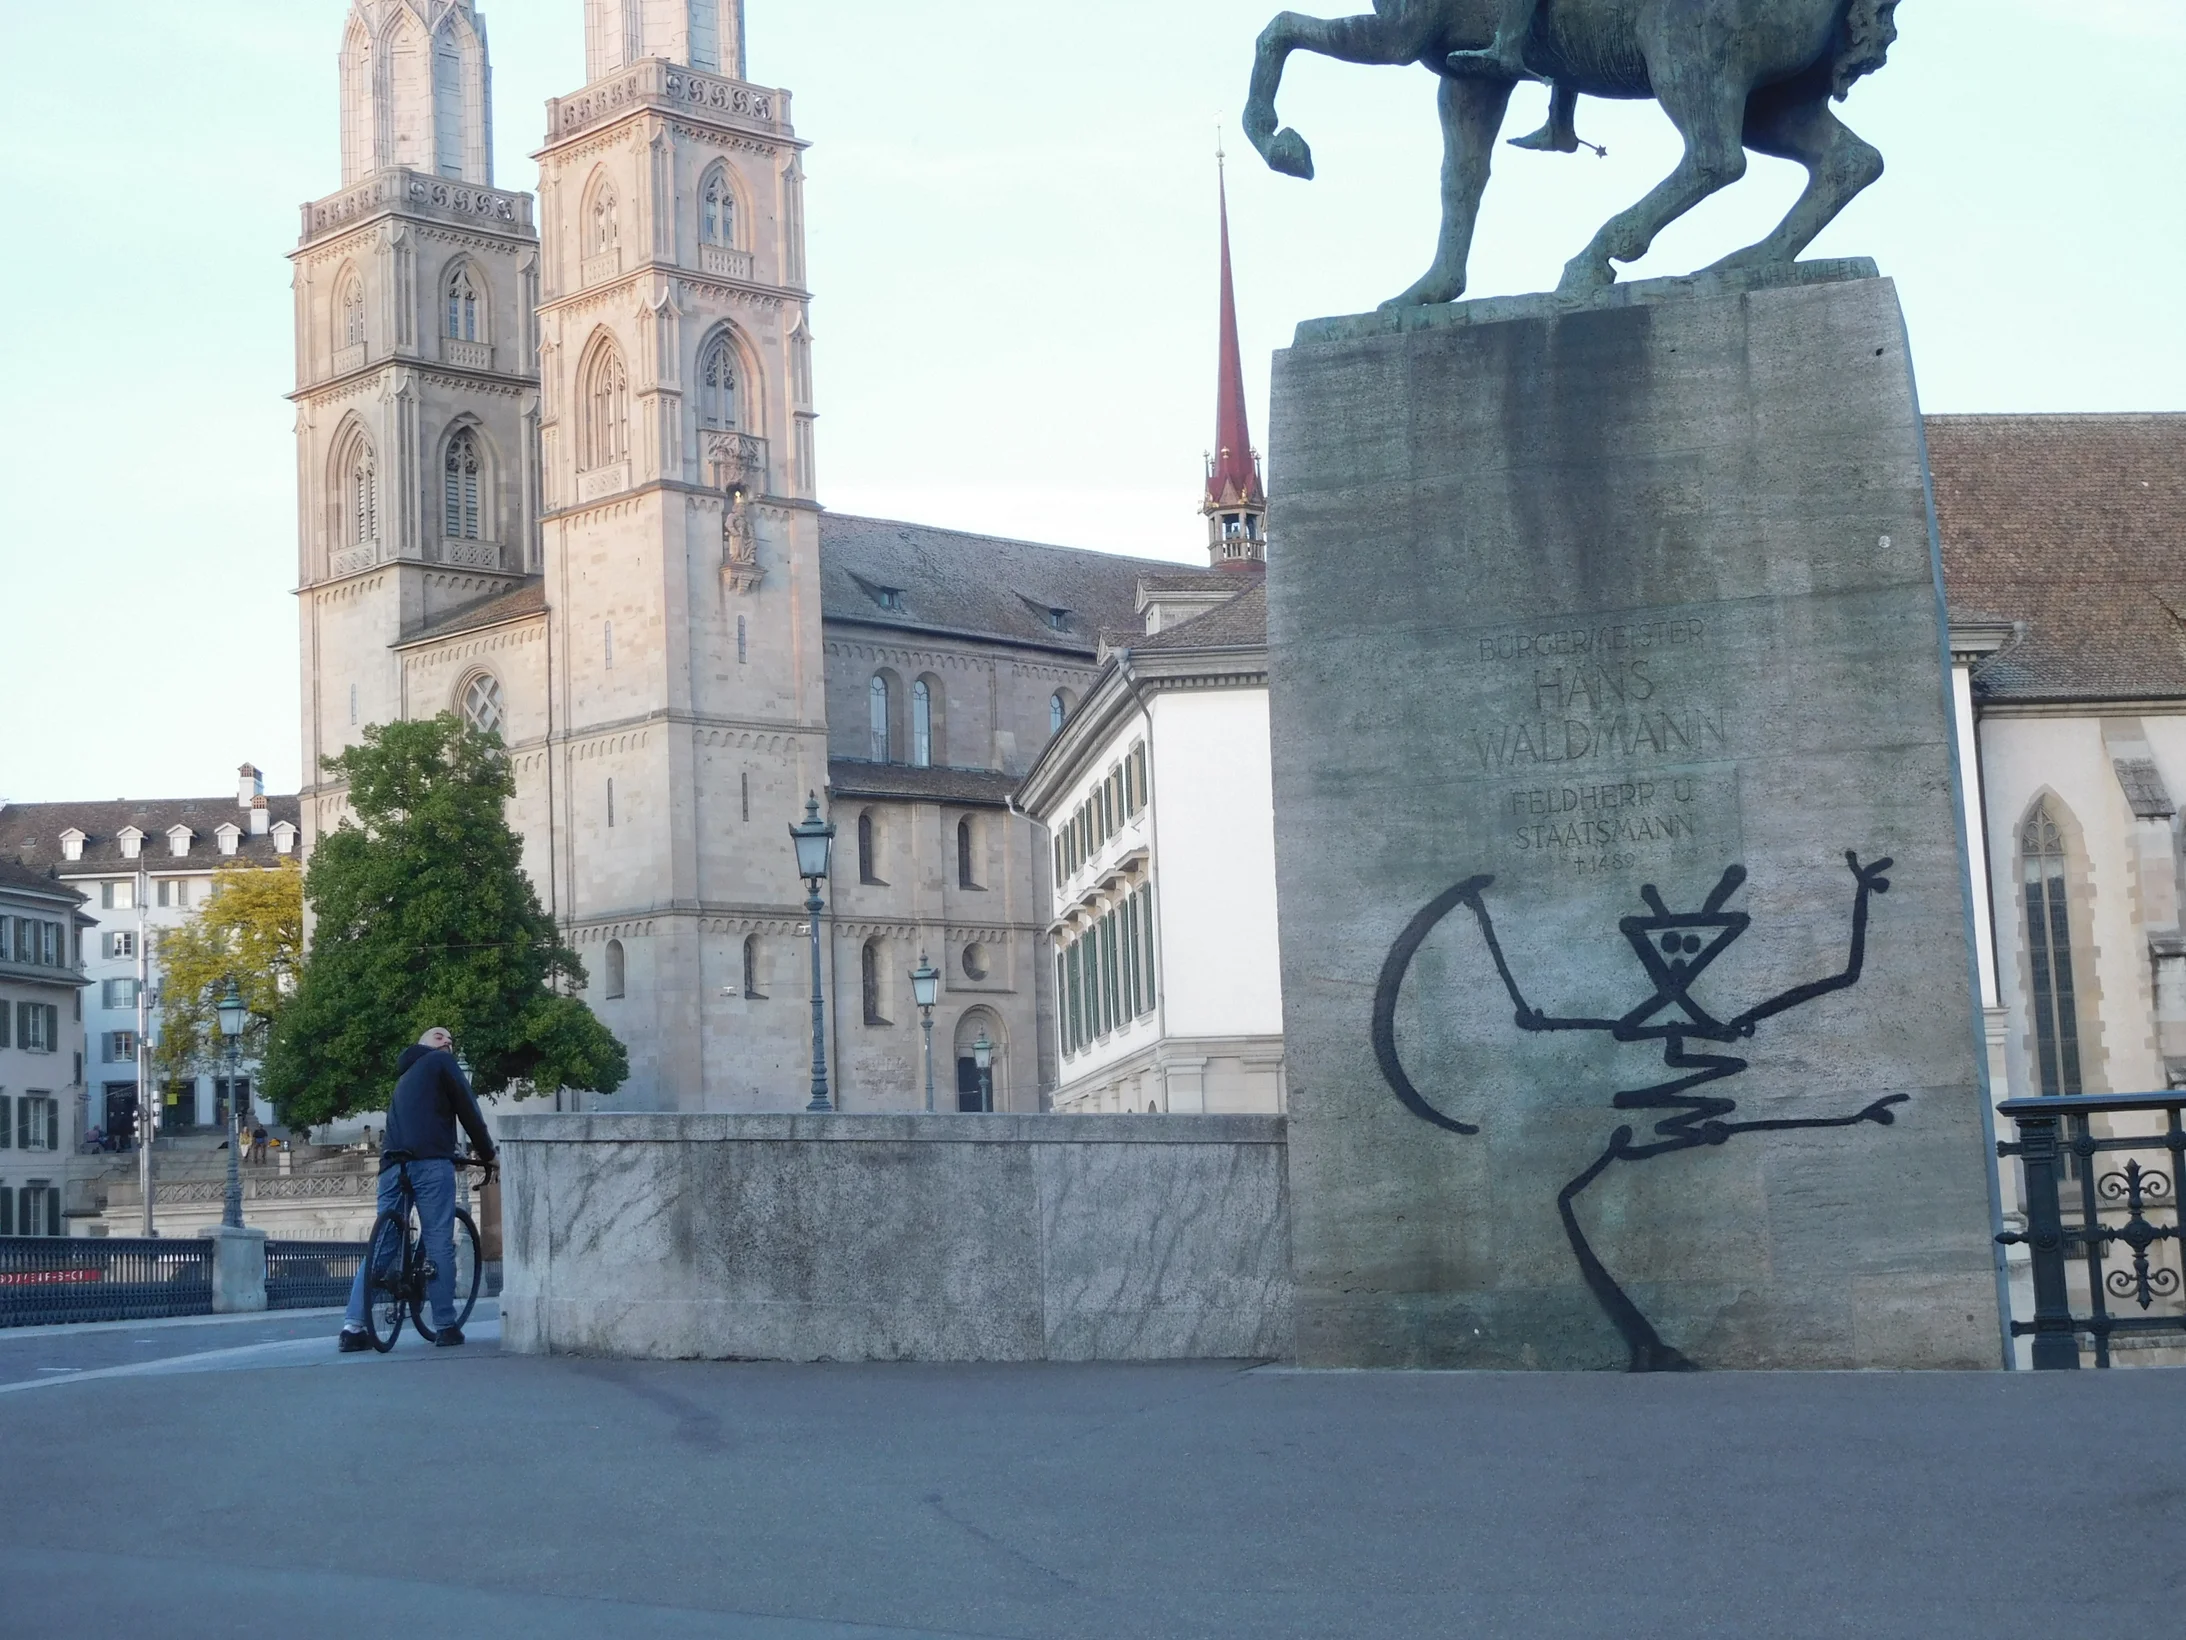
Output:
[344,1159,458,1330]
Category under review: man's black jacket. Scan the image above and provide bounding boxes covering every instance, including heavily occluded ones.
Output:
[382,1045,496,1170]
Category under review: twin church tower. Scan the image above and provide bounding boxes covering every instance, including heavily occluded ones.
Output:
[293,1,1262,1112]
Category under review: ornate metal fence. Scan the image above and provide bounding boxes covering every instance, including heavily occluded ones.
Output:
[0,1237,213,1328]
[1997,1092,2186,1368]
[265,1240,367,1311]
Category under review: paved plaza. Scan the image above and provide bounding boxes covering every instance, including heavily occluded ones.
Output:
[0,1314,2179,1638]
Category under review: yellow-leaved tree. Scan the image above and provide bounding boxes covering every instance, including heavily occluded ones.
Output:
[154,858,305,1078]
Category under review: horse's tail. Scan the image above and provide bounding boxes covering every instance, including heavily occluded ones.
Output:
[1831,0,1901,101]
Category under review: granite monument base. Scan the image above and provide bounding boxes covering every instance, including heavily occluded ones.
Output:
[1267,262,2006,1371]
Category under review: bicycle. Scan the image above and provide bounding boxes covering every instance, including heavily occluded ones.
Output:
[359,1151,492,1352]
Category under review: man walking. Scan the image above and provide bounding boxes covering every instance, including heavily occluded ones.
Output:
[338,1027,497,1351]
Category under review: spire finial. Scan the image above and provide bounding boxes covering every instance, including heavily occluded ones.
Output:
[1202,145,1267,571]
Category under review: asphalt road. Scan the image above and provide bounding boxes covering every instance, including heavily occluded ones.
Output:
[1,1321,2180,1639]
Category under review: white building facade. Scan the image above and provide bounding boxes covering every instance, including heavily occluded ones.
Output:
[0,863,89,1237]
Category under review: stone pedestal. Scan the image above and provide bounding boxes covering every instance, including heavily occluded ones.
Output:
[1267,262,2005,1371]
[199,1225,268,1314]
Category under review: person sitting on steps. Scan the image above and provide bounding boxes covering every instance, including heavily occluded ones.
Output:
[1444,1,1596,156]
[337,1026,496,1353]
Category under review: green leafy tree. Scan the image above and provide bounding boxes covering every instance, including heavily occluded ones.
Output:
[264,715,627,1127]
[154,858,305,1077]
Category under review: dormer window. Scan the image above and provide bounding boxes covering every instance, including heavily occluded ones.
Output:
[58,829,84,862]
[166,826,194,858]
[271,821,299,857]
[215,823,242,857]
[1047,608,1070,632]
[876,587,903,612]
[117,827,144,861]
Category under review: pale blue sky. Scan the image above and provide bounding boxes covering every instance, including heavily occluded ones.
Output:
[1,0,2179,801]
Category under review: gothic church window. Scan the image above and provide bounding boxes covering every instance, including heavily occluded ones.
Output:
[622,0,645,67]
[604,939,626,1000]
[701,168,736,247]
[446,266,481,342]
[689,0,722,72]
[742,934,764,999]
[590,184,620,256]
[1049,692,1068,734]
[349,445,378,547]
[911,680,932,768]
[340,278,366,350]
[958,818,980,890]
[443,429,483,540]
[861,938,888,1026]
[2022,801,2084,1097]
[433,24,466,178]
[857,810,882,885]
[699,333,739,430]
[869,675,891,762]
[459,672,505,738]
[581,340,630,469]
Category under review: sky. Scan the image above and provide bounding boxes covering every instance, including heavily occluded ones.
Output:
[0,0,2180,802]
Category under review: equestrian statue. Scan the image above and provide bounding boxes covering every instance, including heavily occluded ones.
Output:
[1243,0,1902,306]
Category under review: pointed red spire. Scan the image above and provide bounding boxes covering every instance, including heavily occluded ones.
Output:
[1205,158,1265,521]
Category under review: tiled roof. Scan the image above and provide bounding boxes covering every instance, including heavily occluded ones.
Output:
[0,796,303,878]
[827,760,1023,809]
[1130,580,1268,653]
[0,858,86,904]
[399,579,547,647]
[819,514,1185,654]
[1931,413,2186,702]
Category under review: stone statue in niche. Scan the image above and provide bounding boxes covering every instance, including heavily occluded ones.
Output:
[1373,855,1906,1370]
[1242,0,1900,305]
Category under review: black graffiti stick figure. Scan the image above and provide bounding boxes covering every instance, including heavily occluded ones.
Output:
[1372,852,1909,1372]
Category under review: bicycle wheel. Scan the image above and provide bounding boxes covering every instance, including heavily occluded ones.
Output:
[411,1209,483,1342]
[360,1209,412,1353]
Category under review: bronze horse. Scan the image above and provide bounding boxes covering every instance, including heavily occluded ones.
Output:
[1244,0,1901,305]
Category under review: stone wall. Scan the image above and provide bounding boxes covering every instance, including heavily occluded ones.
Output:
[500,1113,1292,1361]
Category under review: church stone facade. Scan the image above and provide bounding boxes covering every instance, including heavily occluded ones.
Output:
[297,1,1172,1112]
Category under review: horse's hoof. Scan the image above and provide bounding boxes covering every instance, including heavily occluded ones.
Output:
[1266,128,1314,181]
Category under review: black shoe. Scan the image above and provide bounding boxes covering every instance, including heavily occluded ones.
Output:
[338,1330,371,1353]
[433,1326,466,1347]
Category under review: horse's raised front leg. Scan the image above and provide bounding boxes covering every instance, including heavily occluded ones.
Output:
[1558,74,1751,293]
[1385,74,1512,308]
[1705,87,1884,273]
[1246,7,1441,181]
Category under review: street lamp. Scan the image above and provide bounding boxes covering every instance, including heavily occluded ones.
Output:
[972,1028,994,1115]
[909,953,940,1113]
[789,793,838,1112]
[215,977,248,1230]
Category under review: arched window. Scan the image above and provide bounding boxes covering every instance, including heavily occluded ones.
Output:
[911,679,933,768]
[958,818,979,890]
[701,168,736,247]
[1049,692,1068,734]
[2022,801,2084,1098]
[458,672,504,737]
[861,938,887,1026]
[603,938,626,1000]
[443,428,483,540]
[869,675,891,762]
[688,0,722,71]
[698,332,739,431]
[621,0,645,66]
[349,443,378,548]
[857,809,881,885]
[742,934,764,999]
[433,23,466,178]
[589,182,620,256]
[445,265,480,342]
[340,277,366,350]
[581,339,630,470]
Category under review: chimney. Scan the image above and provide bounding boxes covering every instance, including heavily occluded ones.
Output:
[238,763,264,810]
[250,797,270,836]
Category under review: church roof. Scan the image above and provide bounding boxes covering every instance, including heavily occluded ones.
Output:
[827,760,1025,809]
[397,580,547,648]
[1131,578,1268,653]
[1931,413,2186,703]
[0,796,303,877]
[1204,167,1266,518]
[818,514,1183,655]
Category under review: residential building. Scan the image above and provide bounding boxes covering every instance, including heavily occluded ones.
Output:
[298,1,1181,1113]
[0,861,90,1236]
[0,766,301,1144]
[1014,170,1283,1114]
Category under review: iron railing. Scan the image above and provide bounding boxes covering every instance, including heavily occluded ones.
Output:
[266,1240,367,1311]
[1997,1092,2186,1368]
[0,1236,212,1328]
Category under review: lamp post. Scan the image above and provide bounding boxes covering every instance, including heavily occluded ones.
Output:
[215,977,248,1230]
[972,1028,994,1115]
[789,793,838,1112]
[909,953,940,1113]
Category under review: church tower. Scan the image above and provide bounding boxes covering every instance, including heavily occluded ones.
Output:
[535,0,827,1107]
[1202,160,1268,570]
[295,0,540,846]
